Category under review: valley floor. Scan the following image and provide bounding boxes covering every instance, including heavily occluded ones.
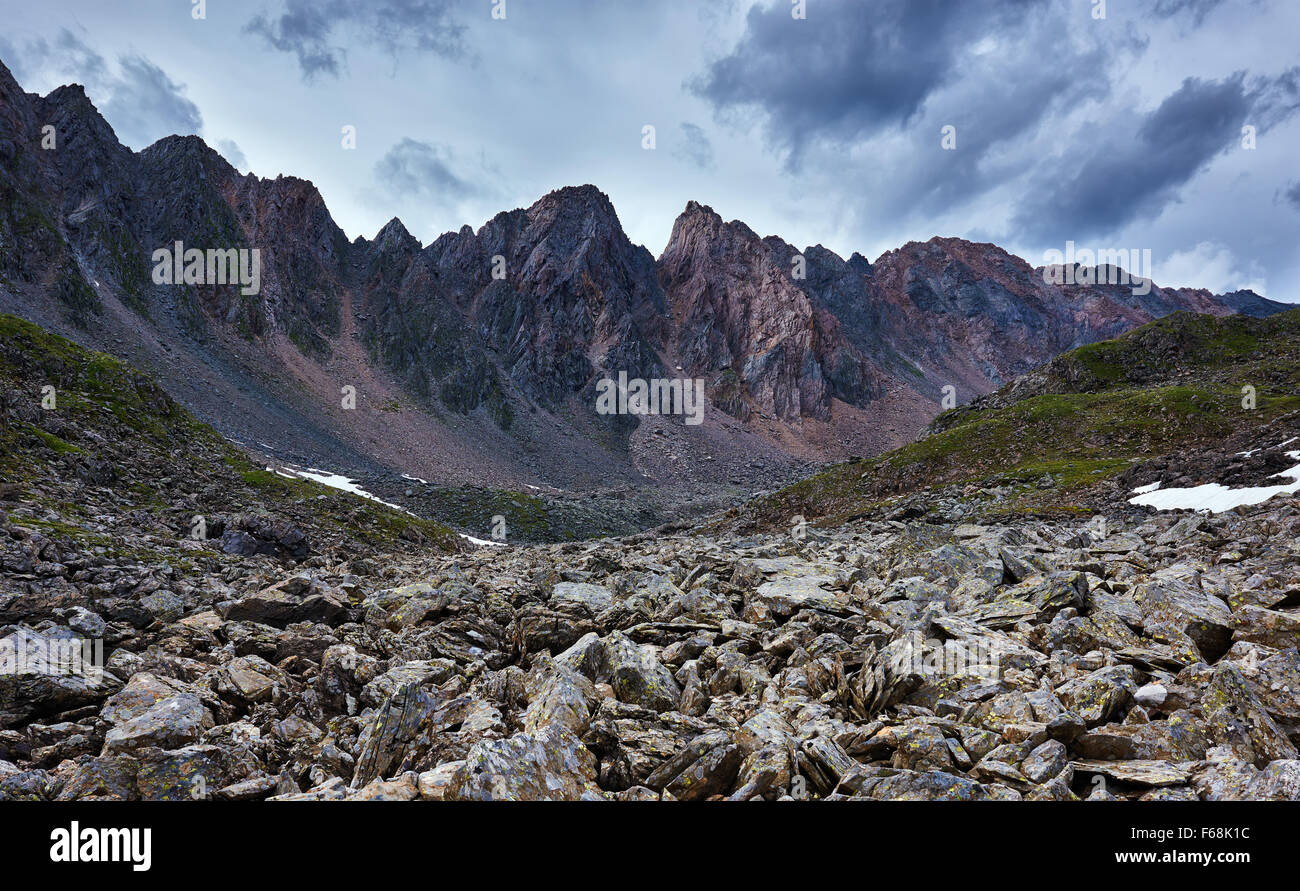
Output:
[4,481,1299,801]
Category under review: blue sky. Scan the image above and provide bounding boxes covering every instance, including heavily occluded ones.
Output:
[1,0,1297,299]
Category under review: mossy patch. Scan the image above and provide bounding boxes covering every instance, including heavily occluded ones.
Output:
[0,312,461,555]
[733,309,1300,531]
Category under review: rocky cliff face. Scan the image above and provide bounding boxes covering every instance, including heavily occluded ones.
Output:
[656,215,1275,427]
[850,236,1242,399]
[355,185,667,421]
[658,201,882,423]
[1,58,351,347]
[0,75,109,326]
[0,57,1289,491]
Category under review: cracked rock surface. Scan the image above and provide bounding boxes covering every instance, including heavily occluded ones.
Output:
[3,494,1299,801]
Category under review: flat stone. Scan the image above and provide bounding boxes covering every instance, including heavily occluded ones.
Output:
[1071,759,1190,786]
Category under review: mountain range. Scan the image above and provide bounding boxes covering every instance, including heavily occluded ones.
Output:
[5,57,1300,809]
[0,57,1289,508]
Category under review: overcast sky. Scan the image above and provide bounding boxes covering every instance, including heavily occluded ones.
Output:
[1,0,1296,300]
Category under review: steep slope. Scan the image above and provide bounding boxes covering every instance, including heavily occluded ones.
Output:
[658,201,883,423]
[656,214,1289,457]
[0,56,1290,505]
[0,312,460,580]
[353,185,667,426]
[850,236,1249,399]
[732,309,1300,531]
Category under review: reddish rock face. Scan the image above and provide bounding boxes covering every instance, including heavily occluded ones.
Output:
[655,210,1268,431]
[658,201,854,422]
[0,56,1286,486]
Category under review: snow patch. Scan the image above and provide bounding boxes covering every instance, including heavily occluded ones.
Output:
[1129,451,1300,514]
[1236,436,1298,458]
[460,534,507,548]
[282,467,412,515]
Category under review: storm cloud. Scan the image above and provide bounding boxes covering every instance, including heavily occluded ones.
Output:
[1012,71,1298,242]
[374,138,481,206]
[691,0,1051,169]
[245,0,468,80]
[1,0,1294,300]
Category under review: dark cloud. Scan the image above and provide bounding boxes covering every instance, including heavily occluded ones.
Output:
[1285,182,1300,212]
[1010,73,1291,242]
[245,0,341,78]
[687,0,1137,236]
[1151,0,1228,24]
[673,123,714,169]
[905,20,1128,219]
[1,30,202,149]
[100,56,204,148]
[245,0,468,80]
[374,138,480,205]
[217,139,249,171]
[691,0,1049,169]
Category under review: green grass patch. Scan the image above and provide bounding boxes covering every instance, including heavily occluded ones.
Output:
[734,308,1300,532]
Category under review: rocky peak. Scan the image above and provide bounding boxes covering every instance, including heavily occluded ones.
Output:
[510,185,642,286]
[371,217,420,253]
[36,85,137,204]
[847,251,873,275]
[356,217,424,302]
[38,84,131,161]
[880,236,1042,291]
[41,83,100,118]
[139,134,238,186]
[660,201,769,267]
[0,61,41,182]
[0,57,23,95]
[658,199,874,422]
[532,183,617,216]
[1207,289,1287,318]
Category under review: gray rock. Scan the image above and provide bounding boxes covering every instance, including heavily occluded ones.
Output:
[102,693,210,754]
[0,628,121,727]
[1022,740,1068,783]
[445,725,602,801]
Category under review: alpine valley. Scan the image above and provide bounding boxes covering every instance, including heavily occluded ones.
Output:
[0,60,1288,539]
[4,61,1300,804]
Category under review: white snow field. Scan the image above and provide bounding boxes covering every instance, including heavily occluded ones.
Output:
[280,467,410,514]
[1129,448,1300,514]
[279,466,508,547]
